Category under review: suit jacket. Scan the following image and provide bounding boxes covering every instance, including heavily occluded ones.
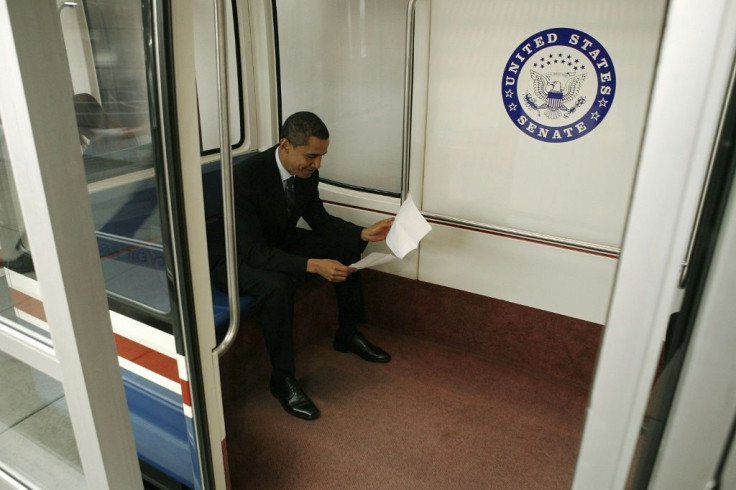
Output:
[209,145,365,282]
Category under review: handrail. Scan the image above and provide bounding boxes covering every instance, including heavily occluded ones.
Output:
[213,0,240,357]
[401,0,419,202]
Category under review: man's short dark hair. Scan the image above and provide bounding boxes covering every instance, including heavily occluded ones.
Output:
[281,111,329,147]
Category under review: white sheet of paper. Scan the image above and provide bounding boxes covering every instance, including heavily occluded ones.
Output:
[349,252,397,270]
[349,194,432,270]
[385,195,432,259]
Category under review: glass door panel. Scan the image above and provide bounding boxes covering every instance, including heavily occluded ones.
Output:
[62,0,172,319]
[0,119,86,489]
[59,1,215,487]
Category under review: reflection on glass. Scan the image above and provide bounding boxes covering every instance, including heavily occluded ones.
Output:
[73,92,152,182]
[60,0,173,318]
[61,1,153,184]
[0,351,86,489]
[277,0,406,195]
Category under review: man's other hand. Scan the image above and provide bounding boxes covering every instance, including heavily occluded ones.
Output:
[307,258,355,282]
[361,218,394,242]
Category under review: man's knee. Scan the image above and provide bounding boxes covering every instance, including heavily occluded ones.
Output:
[255,271,297,303]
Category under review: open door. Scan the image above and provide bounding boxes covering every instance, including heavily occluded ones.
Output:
[1,1,231,488]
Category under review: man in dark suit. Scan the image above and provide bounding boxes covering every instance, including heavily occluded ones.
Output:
[211,111,394,420]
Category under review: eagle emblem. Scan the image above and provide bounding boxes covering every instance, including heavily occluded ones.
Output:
[525,70,587,119]
[502,28,616,142]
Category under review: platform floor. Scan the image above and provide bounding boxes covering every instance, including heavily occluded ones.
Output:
[0,273,84,489]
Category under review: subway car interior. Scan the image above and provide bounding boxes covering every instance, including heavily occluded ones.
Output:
[0,0,735,489]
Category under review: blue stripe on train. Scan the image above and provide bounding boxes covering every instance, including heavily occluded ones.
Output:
[121,367,197,489]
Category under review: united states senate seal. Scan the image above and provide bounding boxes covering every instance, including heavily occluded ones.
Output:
[501,27,616,143]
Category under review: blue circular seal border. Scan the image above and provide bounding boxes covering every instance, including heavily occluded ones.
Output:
[501,27,616,143]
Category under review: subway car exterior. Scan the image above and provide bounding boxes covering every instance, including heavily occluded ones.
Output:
[0,0,735,489]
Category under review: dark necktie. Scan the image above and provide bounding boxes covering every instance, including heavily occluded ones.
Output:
[284,176,296,218]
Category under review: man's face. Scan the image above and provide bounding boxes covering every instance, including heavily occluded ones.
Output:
[279,136,329,179]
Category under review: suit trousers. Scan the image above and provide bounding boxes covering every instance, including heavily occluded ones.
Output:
[227,228,366,377]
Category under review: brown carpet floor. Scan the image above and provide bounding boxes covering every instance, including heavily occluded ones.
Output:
[222,325,589,489]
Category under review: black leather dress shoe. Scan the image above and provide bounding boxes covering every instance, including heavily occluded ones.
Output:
[269,376,320,420]
[333,332,391,363]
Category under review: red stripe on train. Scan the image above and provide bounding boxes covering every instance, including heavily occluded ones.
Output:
[7,288,191,408]
[113,334,192,408]
[114,334,177,382]
[180,379,192,407]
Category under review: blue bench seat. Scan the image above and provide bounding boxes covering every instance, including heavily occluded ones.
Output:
[211,285,257,335]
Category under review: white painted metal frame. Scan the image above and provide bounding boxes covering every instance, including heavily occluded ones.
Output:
[0,1,142,488]
[572,0,736,488]
[0,322,59,380]
[169,1,230,487]
[0,470,25,490]
[247,0,280,149]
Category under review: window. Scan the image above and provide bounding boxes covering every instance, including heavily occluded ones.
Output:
[276,0,406,195]
[193,0,246,155]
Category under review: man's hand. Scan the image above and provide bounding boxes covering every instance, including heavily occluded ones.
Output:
[307,258,355,282]
[360,218,394,242]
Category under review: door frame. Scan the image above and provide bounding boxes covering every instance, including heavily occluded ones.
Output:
[572,0,736,487]
[166,1,230,487]
[0,1,234,487]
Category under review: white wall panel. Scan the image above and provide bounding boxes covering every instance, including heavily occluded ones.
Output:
[421,0,667,247]
[413,0,668,321]
[418,223,617,323]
